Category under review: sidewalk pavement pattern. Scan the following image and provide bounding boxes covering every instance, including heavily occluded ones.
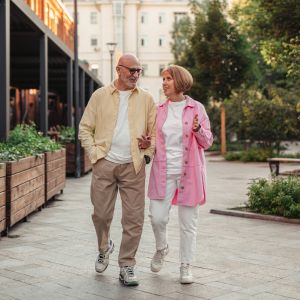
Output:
[0,156,300,300]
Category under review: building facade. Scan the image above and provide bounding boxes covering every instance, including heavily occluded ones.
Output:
[62,0,191,102]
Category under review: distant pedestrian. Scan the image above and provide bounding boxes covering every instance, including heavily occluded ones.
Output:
[148,65,213,283]
[79,53,156,286]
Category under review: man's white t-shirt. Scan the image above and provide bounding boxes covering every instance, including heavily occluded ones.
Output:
[162,100,186,174]
[106,90,132,164]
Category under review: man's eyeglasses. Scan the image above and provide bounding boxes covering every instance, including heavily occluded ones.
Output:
[118,64,143,75]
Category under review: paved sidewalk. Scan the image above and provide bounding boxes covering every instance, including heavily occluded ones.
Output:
[0,156,300,299]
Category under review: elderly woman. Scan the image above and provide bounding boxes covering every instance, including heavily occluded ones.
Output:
[148,65,213,284]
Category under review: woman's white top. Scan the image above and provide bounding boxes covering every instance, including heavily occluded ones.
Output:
[162,100,186,174]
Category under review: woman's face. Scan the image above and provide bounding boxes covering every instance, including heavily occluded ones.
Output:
[162,71,177,98]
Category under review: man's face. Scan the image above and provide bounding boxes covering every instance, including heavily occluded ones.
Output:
[116,61,142,90]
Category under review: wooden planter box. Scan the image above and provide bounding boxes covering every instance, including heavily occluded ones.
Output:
[45,148,66,201]
[65,143,92,176]
[0,164,6,233]
[6,155,45,228]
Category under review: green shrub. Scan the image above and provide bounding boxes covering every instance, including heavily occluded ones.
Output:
[247,177,300,218]
[225,152,243,161]
[58,126,75,144]
[0,124,62,162]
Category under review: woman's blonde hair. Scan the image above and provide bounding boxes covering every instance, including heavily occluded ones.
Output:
[162,65,193,93]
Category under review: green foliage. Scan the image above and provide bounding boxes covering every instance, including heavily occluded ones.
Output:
[233,0,300,79]
[0,124,62,162]
[247,177,300,218]
[170,16,193,63]
[223,86,300,152]
[58,126,75,144]
[172,0,252,104]
[225,147,273,162]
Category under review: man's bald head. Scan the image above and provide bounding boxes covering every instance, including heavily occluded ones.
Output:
[117,53,140,67]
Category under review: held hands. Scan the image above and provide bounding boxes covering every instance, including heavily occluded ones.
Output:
[192,114,201,132]
[137,135,151,149]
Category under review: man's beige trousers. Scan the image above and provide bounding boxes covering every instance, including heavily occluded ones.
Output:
[91,158,145,267]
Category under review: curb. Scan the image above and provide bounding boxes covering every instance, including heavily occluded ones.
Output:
[210,209,300,225]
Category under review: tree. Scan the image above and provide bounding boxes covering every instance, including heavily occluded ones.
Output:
[233,0,300,79]
[170,16,193,63]
[175,0,251,154]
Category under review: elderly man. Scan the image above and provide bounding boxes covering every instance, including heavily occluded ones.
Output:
[79,54,156,286]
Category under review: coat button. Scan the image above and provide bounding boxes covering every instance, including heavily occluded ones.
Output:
[185,134,188,138]
[185,161,188,164]
[183,172,186,176]
[185,147,188,151]
[185,121,188,125]
[181,186,184,189]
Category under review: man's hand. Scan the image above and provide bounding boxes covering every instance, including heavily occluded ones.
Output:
[137,135,151,149]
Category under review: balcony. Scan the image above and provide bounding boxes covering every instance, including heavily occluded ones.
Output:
[25,0,74,51]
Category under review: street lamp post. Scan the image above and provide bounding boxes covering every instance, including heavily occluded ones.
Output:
[106,42,117,82]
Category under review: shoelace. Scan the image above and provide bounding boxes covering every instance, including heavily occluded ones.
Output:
[98,253,105,263]
[125,266,135,276]
[154,247,167,261]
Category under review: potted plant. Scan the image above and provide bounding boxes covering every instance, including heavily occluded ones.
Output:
[0,124,63,230]
[58,126,92,176]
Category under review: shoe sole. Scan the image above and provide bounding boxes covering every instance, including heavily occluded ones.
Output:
[180,278,194,284]
[95,242,115,273]
[119,275,139,286]
[150,264,161,272]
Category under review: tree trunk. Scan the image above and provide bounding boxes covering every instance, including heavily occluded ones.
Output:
[221,104,227,156]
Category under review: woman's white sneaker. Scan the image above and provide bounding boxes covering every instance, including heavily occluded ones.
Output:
[180,264,193,284]
[151,245,169,272]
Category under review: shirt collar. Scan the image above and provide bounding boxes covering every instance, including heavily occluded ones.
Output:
[109,81,140,95]
[159,95,195,108]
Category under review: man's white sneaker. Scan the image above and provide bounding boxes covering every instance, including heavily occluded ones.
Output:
[119,266,139,286]
[95,239,114,273]
[180,263,193,284]
[151,245,169,272]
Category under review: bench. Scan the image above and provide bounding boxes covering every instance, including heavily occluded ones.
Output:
[267,158,300,176]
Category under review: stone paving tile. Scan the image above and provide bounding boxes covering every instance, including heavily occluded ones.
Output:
[0,157,300,299]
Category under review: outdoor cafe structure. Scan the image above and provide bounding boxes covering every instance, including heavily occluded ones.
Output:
[0,0,102,176]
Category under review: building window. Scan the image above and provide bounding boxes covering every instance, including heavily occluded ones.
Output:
[141,38,145,47]
[159,13,165,24]
[159,37,163,47]
[90,12,97,24]
[141,12,147,24]
[174,12,187,23]
[159,64,165,75]
[91,37,98,46]
[142,64,148,76]
[113,2,123,16]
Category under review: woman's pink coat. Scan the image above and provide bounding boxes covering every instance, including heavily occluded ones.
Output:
[148,96,213,206]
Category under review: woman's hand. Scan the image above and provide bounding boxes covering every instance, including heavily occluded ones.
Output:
[192,114,201,132]
[137,135,151,149]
